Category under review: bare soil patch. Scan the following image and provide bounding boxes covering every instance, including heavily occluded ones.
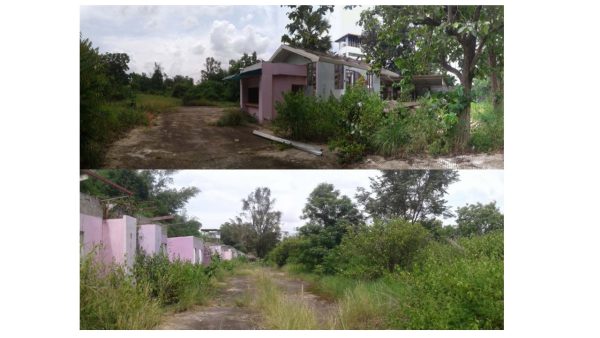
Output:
[104,106,339,169]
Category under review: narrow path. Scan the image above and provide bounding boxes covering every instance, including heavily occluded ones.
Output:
[158,273,262,329]
[157,266,336,330]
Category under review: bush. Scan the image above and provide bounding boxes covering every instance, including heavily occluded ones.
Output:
[388,232,504,329]
[80,251,162,329]
[267,237,306,267]
[334,219,430,279]
[133,253,211,311]
[216,108,256,127]
[470,101,504,152]
[372,88,464,158]
[273,92,339,141]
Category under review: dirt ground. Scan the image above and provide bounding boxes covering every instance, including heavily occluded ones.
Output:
[157,267,334,330]
[104,106,503,169]
[158,273,262,330]
[104,106,339,169]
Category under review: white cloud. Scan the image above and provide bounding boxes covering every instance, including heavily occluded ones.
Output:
[209,20,270,62]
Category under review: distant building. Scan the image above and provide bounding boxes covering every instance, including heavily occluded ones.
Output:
[167,236,212,265]
[334,33,365,60]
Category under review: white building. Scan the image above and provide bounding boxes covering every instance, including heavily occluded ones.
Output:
[334,33,365,60]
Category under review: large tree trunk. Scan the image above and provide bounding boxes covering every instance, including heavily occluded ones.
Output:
[455,40,476,152]
[488,49,503,111]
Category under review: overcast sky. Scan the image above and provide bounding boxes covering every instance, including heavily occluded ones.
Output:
[170,170,504,233]
[80,5,366,82]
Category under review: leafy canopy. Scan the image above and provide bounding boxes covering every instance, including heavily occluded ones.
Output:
[281,5,334,52]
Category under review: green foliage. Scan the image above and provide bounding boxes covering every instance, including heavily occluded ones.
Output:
[167,216,202,237]
[334,219,430,279]
[455,202,504,237]
[356,170,459,223]
[470,101,504,152]
[387,232,504,329]
[273,91,339,142]
[357,5,504,150]
[220,187,282,258]
[133,253,211,311]
[216,108,256,127]
[281,5,335,52]
[372,87,467,157]
[80,170,199,221]
[80,250,162,329]
[267,237,306,267]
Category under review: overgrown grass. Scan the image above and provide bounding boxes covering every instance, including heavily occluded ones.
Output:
[252,271,322,329]
[80,93,182,168]
[216,108,258,127]
[470,100,504,152]
[136,94,181,113]
[278,232,504,329]
[80,250,246,329]
[80,251,162,329]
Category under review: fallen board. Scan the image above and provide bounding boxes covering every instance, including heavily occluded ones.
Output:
[252,130,323,156]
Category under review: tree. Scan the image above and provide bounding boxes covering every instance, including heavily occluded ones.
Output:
[356,170,459,225]
[294,183,364,272]
[228,52,259,75]
[226,52,259,101]
[80,170,199,220]
[455,201,503,237]
[167,215,202,237]
[200,57,225,82]
[358,5,504,150]
[150,63,165,93]
[220,217,257,252]
[241,187,282,257]
[301,183,363,228]
[281,5,334,52]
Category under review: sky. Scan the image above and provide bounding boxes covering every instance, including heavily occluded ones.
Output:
[170,170,504,233]
[80,5,366,82]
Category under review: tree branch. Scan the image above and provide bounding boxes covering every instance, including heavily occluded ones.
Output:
[441,58,463,80]
[471,23,504,72]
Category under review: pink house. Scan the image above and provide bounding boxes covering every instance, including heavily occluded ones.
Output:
[225,44,400,123]
[80,213,137,271]
[138,223,168,256]
[167,236,212,266]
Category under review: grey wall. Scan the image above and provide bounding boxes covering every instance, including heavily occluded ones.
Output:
[80,193,103,217]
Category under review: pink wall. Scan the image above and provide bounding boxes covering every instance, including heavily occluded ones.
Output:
[240,62,307,123]
[80,214,103,256]
[138,224,167,256]
[167,236,211,265]
[103,216,137,270]
[80,214,137,271]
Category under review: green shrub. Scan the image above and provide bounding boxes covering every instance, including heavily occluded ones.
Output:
[216,108,256,127]
[132,253,211,311]
[334,219,430,279]
[80,251,162,329]
[470,101,504,152]
[267,237,306,267]
[273,92,339,141]
[372,111,410,157]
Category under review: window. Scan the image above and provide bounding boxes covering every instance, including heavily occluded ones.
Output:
[345,68,354,86]
[291,84,305,93]
[334,64,344,89]
[247,87,259,104]
[307,62,316,89]
[366,72,374,90]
